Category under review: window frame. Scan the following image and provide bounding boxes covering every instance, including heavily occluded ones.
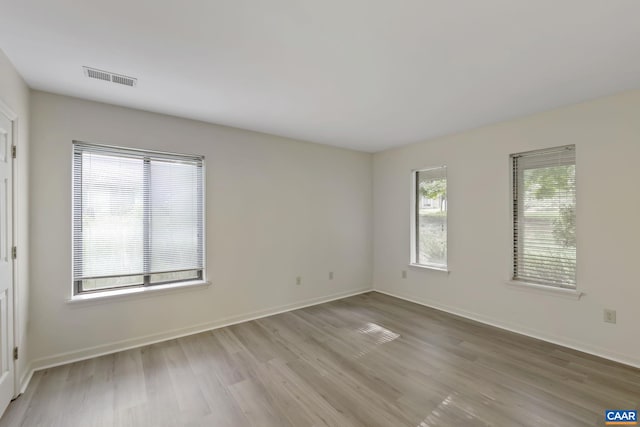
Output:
[410,165,448,271]
[71,141,206,296]
[509,145,576,290]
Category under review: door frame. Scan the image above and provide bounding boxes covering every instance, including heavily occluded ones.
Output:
[0,97,19,398]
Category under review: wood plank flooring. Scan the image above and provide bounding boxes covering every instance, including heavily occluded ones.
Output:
[2,292,639,426]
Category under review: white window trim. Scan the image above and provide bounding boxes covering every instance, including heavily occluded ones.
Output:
[410,166,448,272]
[71,141,207,298]
[505,280,584,300]
[409,263,450,273]
[68,280,211,305]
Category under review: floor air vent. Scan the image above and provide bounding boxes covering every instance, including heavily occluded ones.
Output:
[83,67,137,87]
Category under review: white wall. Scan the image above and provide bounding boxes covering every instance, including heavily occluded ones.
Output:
[373,90,640,367]
[0,49,30,390]
[25,84,640,376]
[28,91,372,368]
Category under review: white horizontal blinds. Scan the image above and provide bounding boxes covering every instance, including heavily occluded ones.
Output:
[513,145,576,288]
[72,143,204,292]
[418,167,446,182]
[149,159,203,279]
[416,166,447,268]
[73,150,145,281]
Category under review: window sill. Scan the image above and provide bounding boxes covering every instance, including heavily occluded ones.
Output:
[67,280,211,305]
[506,280,584,300]
[409,263,450,273]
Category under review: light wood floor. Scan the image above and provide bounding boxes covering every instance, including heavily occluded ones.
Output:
[2,292,639,426]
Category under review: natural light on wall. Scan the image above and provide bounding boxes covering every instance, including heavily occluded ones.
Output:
[411,166,447,270]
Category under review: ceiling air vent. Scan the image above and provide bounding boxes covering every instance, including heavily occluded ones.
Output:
[83,67,137,87]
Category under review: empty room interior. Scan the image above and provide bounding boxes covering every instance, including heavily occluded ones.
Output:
[0,1,639,426]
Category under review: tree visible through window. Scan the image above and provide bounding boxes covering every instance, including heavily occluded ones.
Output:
[413,166,447,269]
[512,145,576,288]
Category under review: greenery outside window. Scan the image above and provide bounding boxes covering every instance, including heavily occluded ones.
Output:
[511,145,576,289]
[411,166,447,270]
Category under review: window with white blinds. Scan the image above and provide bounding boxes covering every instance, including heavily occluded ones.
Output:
[511,145,576,289]
[412,166,447,269]
[72,142,204,294]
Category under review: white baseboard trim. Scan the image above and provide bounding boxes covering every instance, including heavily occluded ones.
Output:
[373,289,640,369]
[23,287,372,391]
[18,362,34,395]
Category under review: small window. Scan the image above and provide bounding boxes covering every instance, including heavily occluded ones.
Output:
[412,166,447,269]
[511,145,576,288]
[72,142,204,294]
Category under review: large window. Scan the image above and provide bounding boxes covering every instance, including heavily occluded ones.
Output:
[511,145,576,289]
[412,166,447,269]
[72,142,204,294]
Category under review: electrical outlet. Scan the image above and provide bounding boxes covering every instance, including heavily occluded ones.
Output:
[603,309,616,324]
[296,276,302,285]
[329,271,334,280]
[401,270,407,279]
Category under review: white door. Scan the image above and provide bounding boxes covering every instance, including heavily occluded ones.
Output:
[0,113,14,416]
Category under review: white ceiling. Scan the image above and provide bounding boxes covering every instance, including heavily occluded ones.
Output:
[1,1,640,152]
